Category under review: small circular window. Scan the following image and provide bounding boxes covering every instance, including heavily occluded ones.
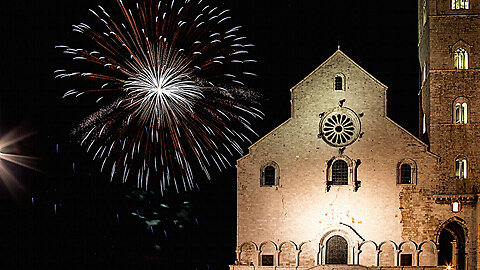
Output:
[320,107,361,147]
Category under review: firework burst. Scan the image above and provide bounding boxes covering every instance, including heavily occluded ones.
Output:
[56,0,262,193]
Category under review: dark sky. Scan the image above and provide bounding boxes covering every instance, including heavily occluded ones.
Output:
[0,1,419,269]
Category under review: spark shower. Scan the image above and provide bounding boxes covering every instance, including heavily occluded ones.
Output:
[56,0,262,193]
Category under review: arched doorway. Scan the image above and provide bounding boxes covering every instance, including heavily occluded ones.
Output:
[438,221,466,270]
[326,235,348,264]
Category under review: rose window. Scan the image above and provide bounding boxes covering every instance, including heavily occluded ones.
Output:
[320,107,361,147]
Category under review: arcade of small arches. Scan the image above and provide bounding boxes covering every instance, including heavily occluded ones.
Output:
[236,239,437,268]
[235,220,467,269]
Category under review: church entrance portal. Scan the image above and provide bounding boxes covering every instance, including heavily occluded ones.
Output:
[438,221,465,270]
[326,235,348,264]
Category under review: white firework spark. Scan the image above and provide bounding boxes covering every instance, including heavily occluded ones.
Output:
[56,0,262,193]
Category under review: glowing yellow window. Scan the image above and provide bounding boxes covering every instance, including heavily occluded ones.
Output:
[455,102,467,124]
[455,158,467,179]
[452,0,469,9]
[454,48,468,69]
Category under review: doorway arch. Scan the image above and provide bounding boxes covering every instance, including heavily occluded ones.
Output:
[326,235,348,264]
[436,218,466,270]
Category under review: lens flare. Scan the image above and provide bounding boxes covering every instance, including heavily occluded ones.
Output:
[0,125,40,197]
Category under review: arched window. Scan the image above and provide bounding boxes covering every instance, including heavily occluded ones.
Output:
[452,0,469,9]
[264,166,275,185]
[332,160,348,185]
[454,101,468,124]
[455,158,467,179]
[260,161,280,186]
[335,76,343,90]
[398,159,417,185]
[454,48,468,69]
[334,73,346,91]
[400,164,412,184]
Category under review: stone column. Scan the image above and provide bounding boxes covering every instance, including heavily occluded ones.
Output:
[414,249,420,266]
[375,250,380,266]
[355,249,361,265]
[235,250,240,264]
[317,244,323,265]
[295,250,300,267]
[394,250,400,266]
[274,250,280,267]
[255,250,260,266]
[451,240,457,269]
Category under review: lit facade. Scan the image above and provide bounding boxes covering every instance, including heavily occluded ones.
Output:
[232,0,480,269]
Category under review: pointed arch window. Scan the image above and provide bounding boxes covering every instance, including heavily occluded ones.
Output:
[454,48,468,69]
[452,0,469,9]
[455,157,467,179]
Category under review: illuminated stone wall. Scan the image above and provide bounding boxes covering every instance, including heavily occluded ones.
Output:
[234,51,450,267]
[419,1,480,269]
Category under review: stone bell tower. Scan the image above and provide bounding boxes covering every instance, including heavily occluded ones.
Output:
[418,0,480,187]
[419,1,480,269]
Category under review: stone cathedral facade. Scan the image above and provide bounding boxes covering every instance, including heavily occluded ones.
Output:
[231,0,479,269]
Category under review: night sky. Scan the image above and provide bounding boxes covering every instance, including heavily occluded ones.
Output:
[0,1,419,269]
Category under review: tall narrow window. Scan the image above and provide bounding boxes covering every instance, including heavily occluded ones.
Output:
[452,0,469,9]
[335,76,343,90]
[422,64,427,82]
[455,158,467,179]
[455,102,468,124]
[264,166,275,185]
[422,1,427,25]
[400,164,412,184]
[398,159,417,185]
[454,48,468,69]
[422,114,427,134]
[332,160,348,185]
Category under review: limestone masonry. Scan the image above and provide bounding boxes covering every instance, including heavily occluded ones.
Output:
[231,1,480,270]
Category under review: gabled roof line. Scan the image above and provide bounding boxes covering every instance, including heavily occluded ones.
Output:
[385,117,440,159]
[236,118,292,162]
[290,49,388,92]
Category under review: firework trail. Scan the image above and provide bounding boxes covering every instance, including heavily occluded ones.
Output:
[56,0,262,193]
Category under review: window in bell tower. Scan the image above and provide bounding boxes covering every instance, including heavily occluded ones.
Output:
[422,63,427,83]
[454,48,468,69]
[452,0,469,9]
[454,102,468,124]
[455,157,467,179]
[422,114,427,134]
[422,1,427,26]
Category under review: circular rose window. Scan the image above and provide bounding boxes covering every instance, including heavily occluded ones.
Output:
[320,107,361,147]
